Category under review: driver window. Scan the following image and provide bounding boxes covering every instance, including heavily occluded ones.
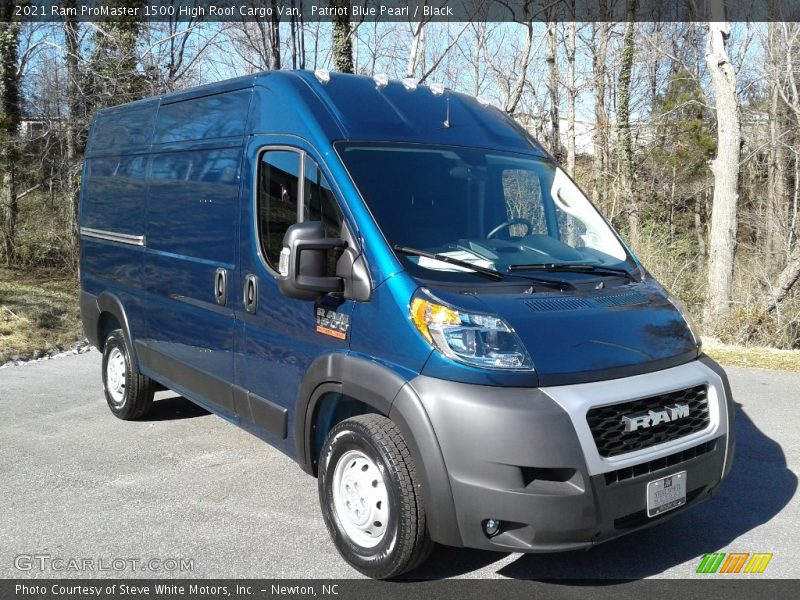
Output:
[302,156,344,276]
[258,150,300,270]
[501,169,547,237]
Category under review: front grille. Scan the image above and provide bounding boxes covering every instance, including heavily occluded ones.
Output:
[604,439,718,485]
[587,384,710,458]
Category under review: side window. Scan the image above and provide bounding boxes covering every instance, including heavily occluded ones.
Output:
[501,169,548,237]
[258,150,300,269]
[257,150,345,275]
[557,210,588,248]
[303,156,344,276]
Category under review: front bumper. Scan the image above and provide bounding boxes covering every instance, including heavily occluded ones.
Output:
[410,357,735,552]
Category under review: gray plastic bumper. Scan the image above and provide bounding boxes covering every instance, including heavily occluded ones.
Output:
[408,358,734,552]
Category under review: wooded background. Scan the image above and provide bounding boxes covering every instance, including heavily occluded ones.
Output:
[2,2,800,350]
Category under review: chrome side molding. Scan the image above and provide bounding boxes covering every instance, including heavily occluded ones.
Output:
[80,227,145,246]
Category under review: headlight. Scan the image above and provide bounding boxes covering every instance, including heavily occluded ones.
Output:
[667,292,702,348]
[410,289,533,370]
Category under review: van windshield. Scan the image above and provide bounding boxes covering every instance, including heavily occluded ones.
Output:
[337,142,635,282]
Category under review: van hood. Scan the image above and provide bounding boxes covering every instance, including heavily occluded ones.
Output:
[428,279,699,386]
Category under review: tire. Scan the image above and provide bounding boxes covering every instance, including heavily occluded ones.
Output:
[318,414,434,579]
[101,329,155,420]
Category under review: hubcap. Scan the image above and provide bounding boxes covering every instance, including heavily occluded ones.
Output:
[332,450,389,548]
[106,347,127,406]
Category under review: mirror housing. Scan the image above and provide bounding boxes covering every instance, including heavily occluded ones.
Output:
[278,222,346,301]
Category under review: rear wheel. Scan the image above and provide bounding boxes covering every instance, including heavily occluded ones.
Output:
[318,414,433,579]
[101,329,154,420]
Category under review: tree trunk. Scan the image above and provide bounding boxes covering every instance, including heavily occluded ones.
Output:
[547,20,562,162]
[63,5,81,262]
[566,20,576,176]
[741,240,800,343]
[298,9,306,69]
[0,6,20,265]
[406,22,425,79]
[703,17,741,332]
[290,1,298,70]
[504,20,533,114]
[591,19,609,208]
[764,241,800,313]
[766,22,787,270]
[331,0,353,73]
[618,15,640,250]
[269,0,281,70]
[695,197,707,258]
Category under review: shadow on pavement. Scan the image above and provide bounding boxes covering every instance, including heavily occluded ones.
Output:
[139,394,211,421]
[408,402,796,580]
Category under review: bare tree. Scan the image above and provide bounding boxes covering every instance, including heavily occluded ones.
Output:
[62,4,82,251]
[765,22,789,267]
[406,20,427,79]
[139,16,219,94]
[590,18,610,207]
[546,19,561,161]
[417,22,471,84]
[224,18,282,73]
[0,3,21,264]
[703,15,742,331]
[503,2,536,114]
[617,9,640,249]
[565,19,577,175]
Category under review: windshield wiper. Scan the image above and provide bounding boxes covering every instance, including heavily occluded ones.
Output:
[508,262,638,281]
[393,245,505,280]
[393,245,574,290]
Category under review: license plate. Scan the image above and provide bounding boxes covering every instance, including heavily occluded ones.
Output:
[646,471,687,517]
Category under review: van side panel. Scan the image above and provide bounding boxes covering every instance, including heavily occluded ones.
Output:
[142,146,243,415]
[154,90,251,143]
[86,102,157,156]
[80,102,158,348]
[142,90,251,420]
[139,89,253,418]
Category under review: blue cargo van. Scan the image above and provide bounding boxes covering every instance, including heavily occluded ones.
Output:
[80,70,734,578]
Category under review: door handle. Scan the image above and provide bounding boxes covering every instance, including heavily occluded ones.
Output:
[214,268,228,306]
[244,274,258,314]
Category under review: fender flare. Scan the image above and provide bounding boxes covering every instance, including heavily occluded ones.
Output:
[95,292,138,363]
[294,353,462,547]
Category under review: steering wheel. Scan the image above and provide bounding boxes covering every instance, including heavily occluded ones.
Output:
[487,218,535,239]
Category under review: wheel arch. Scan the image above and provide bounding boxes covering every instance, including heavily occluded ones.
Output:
[94,292,137,363]
[294,353,462,547]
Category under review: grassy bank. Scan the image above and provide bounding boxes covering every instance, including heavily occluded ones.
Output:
[0,268,82,364]
[701,339,800,372]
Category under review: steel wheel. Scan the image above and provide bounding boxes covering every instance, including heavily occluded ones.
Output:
[101,329,154,420]
[332,449,390,548]
[105,346,127,406]
[318,415,433,578]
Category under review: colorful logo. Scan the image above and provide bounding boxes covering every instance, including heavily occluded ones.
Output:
[696,552,773,574]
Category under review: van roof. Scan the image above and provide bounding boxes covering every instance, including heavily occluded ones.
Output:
[89,70,548,157]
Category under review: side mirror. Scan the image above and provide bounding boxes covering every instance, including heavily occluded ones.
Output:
[278,221,346,301]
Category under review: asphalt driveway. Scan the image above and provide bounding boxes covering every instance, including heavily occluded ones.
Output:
[1,352,798,579]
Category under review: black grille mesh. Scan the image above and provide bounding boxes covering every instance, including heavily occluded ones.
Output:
[604,439,718,485]
[587,385,710,458]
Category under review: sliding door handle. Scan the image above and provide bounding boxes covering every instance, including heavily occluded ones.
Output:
[214,268,228,306]
[244,274,258,314]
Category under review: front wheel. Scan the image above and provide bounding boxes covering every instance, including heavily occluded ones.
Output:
[318,414,433,579]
